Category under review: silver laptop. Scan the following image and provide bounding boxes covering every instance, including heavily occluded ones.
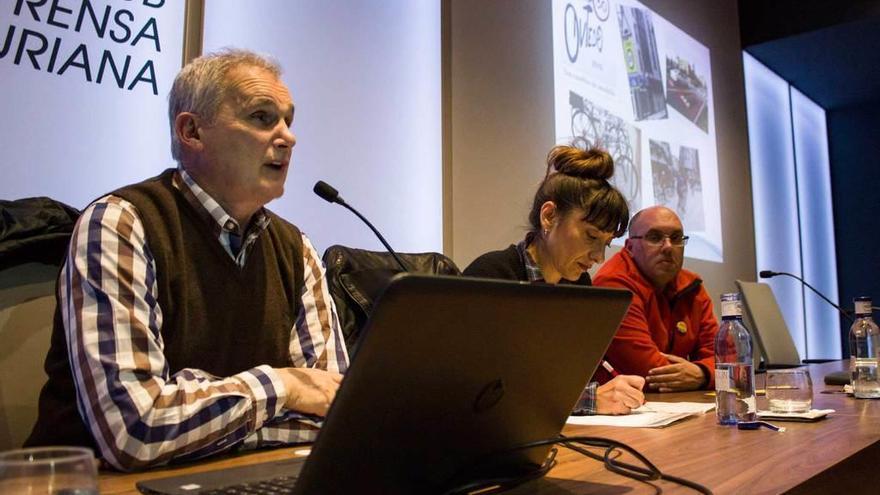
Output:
[138,274,631,494]
[736,280,802,368]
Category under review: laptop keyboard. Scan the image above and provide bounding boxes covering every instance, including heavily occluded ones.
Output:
[197,475,297,494]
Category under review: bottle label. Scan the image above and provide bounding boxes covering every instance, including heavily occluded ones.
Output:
[855,300,872,316]
[715,369,731,391]
[721,299,742,317]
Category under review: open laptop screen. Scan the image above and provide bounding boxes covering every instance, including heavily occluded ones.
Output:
[294,274,630,494]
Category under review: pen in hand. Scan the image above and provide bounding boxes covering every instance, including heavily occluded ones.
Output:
[601,359,620,377]
[603,359,654,411]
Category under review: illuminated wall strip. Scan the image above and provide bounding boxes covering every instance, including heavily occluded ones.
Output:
[791,88,841,359]
[743,52,806,358]
[743,52,840,359]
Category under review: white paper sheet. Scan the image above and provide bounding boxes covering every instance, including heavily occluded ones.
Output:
[566,401,716,428]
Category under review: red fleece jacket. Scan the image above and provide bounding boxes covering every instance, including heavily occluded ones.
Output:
[592,249,718,388]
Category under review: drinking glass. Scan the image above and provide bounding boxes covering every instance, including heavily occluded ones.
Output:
[0,446,98,494]
[765,368,813,413]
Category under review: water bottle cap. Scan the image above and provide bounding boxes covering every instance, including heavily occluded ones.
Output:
[854,297,873,316]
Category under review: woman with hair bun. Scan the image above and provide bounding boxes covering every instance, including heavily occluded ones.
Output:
[464,145,645,415]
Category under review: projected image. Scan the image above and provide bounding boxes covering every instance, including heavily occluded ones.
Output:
[649,140,705,230]
[553,0,720,261]
[569,90,641,210]
[666,56,709,133]
[617,5,667,121]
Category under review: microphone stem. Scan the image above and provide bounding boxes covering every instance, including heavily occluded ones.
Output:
[775,271,853,322]
[340,202,409,272]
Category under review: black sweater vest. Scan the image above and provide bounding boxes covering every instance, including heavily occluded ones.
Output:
[27,169,304,447]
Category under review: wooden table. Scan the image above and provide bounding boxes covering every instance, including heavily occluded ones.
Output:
[99,361,880,494]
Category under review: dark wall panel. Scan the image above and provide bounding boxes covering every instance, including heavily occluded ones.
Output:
[828,101,880,352]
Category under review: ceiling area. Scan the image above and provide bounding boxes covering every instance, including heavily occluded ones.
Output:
[739,1,880,111]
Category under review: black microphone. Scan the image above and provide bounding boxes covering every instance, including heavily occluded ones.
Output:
[759,270,852,322]
[313,181,409,272]
[313,180,341,204]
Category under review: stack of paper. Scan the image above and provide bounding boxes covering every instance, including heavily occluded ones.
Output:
[567,401,715,428]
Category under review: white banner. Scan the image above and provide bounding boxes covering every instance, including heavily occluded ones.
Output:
[0,0,186,208]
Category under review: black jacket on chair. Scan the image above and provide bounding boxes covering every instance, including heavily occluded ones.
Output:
[0,197,79,270]
[322,245,461,352]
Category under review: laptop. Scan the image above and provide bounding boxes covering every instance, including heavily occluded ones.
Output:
[137,274,631,494]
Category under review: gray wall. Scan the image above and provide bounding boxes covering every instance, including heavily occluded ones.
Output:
[449,0,555,266]
[448,0,755,305]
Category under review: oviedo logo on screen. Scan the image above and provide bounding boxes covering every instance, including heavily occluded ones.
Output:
[563,0,611,63]
[1,0,167,95]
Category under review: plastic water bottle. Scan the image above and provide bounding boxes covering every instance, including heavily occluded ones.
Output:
[714,292,756,424]
[849,296,880,399]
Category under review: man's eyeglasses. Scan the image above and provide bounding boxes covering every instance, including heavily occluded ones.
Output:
[629,231,689,246]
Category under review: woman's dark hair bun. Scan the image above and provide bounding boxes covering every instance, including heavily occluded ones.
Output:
[528,144,629,238]
[546,145,614,182]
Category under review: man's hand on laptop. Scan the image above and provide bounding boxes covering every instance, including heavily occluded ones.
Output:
[596,375,646,415]
[278,368,344,416]
[645,354,704,392]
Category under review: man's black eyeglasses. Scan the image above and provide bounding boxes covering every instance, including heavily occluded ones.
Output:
[629,231,689,246]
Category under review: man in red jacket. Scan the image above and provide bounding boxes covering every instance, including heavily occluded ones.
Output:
[593,206,717,392]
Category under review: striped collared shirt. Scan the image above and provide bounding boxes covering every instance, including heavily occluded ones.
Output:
[516,237,545,283]
[516,237,598,415]
[62,169,349,471]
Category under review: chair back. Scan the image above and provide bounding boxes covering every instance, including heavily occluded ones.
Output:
[0,263,58,449]
[323,245,461,351]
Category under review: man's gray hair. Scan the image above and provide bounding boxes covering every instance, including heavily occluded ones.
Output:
[168,48,283,161]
